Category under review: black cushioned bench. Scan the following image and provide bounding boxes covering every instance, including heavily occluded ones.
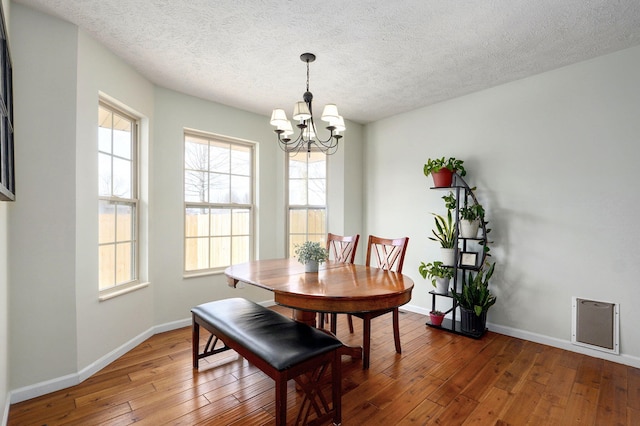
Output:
[192,297,343,425]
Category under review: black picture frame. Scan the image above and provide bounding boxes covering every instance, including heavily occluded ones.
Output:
[460,252,477,268]
[0,1,14,201]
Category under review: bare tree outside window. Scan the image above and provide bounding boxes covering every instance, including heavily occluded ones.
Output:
[184,132,254,273]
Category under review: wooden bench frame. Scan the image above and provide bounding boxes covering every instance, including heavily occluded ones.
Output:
[192,301,343,425]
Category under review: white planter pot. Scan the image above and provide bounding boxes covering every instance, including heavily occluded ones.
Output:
[460,219,480,239]
[304,260,319,273]
[440,248,456,266]
[434,277,450,295]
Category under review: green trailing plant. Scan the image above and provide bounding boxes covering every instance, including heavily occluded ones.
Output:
[423,157,467,177]
[451,262,497,317]
[294,241,329,264]
[429,210,456,249]
[418,261,454,287]
[442,191,456,211]
[460,203,485,221]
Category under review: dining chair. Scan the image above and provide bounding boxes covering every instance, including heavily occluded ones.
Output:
[351,235,409,369]
[318,233,360,333]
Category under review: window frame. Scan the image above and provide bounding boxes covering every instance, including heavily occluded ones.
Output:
[183,129,256,276]
[286,149,328,257]
[98,99,140,295]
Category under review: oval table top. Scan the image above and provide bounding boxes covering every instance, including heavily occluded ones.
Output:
[225,258,414,314]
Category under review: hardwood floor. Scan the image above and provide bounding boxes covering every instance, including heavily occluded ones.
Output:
[8,306,640,425]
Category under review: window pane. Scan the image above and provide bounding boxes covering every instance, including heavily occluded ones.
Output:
[99,245,115,290]
[98,107,112,154]
[185,237,209,271]
[289,155,307,178]
[185,207,209,238]
[289,209,307,234]
[210,209,231,236]
[289,234,307,258]
[98,153,112,196]
[185,170,208,202]
[115,242,133,284]
[231,145,250,176]
[209,142,230,173]
[307,152,326,178]
[112,114,132,159]
[116,204,133,242]
[209,173,230,203]
[185,137,209,172]
[308,179,326,205]
[308,209,326,235]
[232,236,250,264]
[230,175,250,204]
[211,237,231,268]
[289,179,307,205]
[232,209,250,234]
[113,157,131,198]
[99,201,116,244]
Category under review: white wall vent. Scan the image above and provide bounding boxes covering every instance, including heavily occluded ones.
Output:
[572,297,619,355]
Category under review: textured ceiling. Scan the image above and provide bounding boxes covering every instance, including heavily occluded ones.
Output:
[13,0,640,124]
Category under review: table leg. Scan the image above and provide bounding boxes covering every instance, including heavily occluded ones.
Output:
[292,309,317,327]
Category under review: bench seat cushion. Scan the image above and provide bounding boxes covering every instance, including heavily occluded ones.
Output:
[192,298,343,371]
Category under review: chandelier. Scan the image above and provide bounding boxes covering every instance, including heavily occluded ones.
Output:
[269,53,345,155]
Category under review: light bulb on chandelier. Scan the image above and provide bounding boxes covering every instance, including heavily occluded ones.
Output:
[270,53,345,155]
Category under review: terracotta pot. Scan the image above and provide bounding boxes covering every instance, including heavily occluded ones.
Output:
[429,313,445,326]
[431,169,454,187]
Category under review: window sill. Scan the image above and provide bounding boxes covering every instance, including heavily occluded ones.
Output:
[99,281,150,301]
[183,269,225,279]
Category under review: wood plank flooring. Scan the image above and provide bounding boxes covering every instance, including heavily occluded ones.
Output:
[8,306,640,425]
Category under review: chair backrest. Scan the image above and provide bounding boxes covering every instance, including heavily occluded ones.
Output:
[326,233,360,264]
[365,235,409,273]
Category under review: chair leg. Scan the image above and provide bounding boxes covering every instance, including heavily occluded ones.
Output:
[347,314,354,334]
[330,313,338,335]
[318,313,326,328]
[362,315,371,369]
[393,308,401,354]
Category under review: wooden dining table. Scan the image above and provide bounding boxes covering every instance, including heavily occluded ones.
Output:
[225,258,415,364]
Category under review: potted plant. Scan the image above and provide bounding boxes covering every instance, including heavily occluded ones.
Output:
[294,241,329,273]
[429,209,457,265]
[429,310,445,326]
[423,157,466,187]
[419,260,454,294]
[451,262,496,334]
[459,203,485,239]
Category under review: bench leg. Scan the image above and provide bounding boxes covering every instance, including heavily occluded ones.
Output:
[192,318,200,369]
[275,374,287,425]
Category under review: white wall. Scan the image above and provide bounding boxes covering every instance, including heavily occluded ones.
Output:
[6,2,365,405]
[74,30,156,370]
[10,3,79,390]
[365,45,640,364]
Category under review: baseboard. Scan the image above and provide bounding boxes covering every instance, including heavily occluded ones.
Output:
[402,302,640,369]
[7,300,274,405]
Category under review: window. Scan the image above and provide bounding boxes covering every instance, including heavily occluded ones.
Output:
[287,150,327,256]
[98,101,138,291]
[184,131,254,273]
